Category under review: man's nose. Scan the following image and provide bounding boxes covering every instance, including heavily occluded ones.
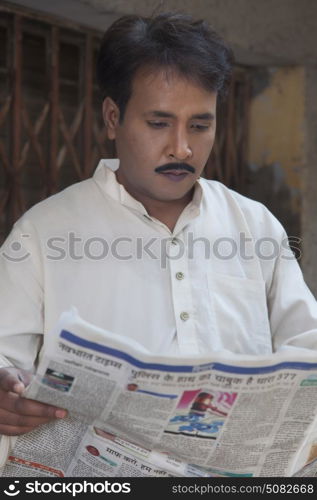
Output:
[167,128,193,161]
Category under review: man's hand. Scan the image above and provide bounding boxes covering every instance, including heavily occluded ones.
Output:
[0,367,68,436]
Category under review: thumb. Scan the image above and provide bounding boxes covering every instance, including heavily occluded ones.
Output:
[0,367,33,394]
[14,369,34,394]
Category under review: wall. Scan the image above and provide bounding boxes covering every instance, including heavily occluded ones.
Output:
[302,67,317,296]
[246,66,305,247]
[5,0,317,64]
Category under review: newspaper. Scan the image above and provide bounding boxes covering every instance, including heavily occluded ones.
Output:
[1,308,317,478]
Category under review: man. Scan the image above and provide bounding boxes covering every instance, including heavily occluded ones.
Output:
[0,12,316,466]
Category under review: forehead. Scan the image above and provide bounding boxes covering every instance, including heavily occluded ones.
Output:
[128,67,217,113]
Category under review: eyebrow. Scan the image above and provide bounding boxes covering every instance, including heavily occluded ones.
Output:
[145,111,215,120]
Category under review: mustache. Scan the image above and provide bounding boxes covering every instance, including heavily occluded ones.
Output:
[155,162,196,174]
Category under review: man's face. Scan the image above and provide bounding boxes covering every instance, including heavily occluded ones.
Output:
[103,68,217,207]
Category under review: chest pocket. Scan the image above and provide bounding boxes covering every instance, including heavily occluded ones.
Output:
[207,272,272,354]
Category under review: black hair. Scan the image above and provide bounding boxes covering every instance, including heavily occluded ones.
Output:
[96,12,234,122]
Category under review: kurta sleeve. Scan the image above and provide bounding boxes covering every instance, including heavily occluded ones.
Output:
[267,224,317,352]
[0,217,44,370]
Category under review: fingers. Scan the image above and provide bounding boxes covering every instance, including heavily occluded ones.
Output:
[0,393,68,436]
[0,367,68,436]
[0,389,67,419]
[0,408,56,435]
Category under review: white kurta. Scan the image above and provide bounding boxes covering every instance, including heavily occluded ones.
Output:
[0,158,317,373]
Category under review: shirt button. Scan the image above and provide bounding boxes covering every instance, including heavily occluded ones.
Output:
[180,311,190,321]
[176,272,184,280]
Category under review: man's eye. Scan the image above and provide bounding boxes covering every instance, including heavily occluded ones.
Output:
[191,124,210,131]
[147,121,168,129]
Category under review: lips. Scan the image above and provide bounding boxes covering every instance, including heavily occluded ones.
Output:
[159,171,189,182]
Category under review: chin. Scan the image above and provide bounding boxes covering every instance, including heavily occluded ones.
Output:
[156,193,190,202]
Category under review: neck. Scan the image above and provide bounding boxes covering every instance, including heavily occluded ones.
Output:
[145,194,193,232]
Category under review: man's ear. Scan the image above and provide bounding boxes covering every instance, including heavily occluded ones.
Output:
[102,97,120,140]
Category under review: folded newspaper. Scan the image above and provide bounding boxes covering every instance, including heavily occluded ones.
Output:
[1,308,317,477]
